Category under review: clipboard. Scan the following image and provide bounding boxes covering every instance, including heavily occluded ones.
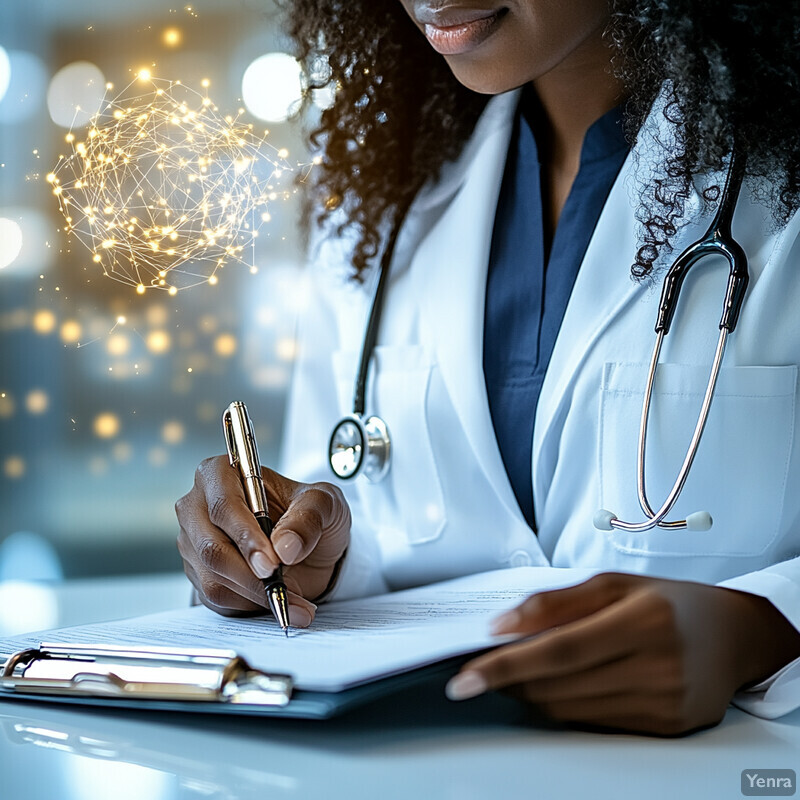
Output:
[0,641,469,720]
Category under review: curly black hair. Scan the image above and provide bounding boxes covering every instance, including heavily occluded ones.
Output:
[284,0,800,280]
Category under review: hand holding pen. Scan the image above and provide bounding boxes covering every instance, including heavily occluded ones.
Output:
[175,405,351,626]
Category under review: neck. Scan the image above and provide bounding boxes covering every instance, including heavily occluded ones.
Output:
[531,27,626,240]
[532,29,625,166]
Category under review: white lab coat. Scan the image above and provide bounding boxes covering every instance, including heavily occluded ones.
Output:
[280,90,800,718]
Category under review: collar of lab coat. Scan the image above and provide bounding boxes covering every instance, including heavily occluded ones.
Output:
[405,86,711,520]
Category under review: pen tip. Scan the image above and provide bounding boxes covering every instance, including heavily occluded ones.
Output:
[284,628,289,638]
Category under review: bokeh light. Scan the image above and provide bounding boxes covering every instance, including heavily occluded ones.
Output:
[0,46,10,104]
[107,333,131,356]
[0,393,14,418]
[0,209,54,276]
[161,420,185,444]
[213,332,237,357]
[32,309,57,334]
[148,446,168,467]
[162,27,183,48]
[242,52,304,123]
[60,319,82,343]
[112,441,133,462]
[275,336,297,361]
[0,218,23,269]
[0,50,47,124]
[0,581,57,636]
[93,412,120,438]
[48,76,291,292]
[25,389,49,414]
[4,456,26,479]
[146,330,171,354]
[47,60,106,128]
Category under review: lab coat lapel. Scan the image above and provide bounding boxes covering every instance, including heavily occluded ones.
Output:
[530,128,711,506]
[411,91,524,519]
[531,155,645,504]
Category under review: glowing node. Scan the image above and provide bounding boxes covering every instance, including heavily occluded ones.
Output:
[137,69,152,82]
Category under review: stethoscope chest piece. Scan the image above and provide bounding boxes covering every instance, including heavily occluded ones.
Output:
[329,414,391,482]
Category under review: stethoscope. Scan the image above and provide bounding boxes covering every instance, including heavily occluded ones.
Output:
[327,216,402,483]
[329,153,749,536]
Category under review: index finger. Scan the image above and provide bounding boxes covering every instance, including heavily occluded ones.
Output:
[198,456,281,580]
[446,590,645,701]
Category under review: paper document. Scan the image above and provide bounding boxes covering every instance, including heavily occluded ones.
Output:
[0,567,597,691]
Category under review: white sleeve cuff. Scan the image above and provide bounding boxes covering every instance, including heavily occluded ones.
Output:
[732,655,800,719]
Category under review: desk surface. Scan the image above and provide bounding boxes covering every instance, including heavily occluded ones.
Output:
[1,575,798,800]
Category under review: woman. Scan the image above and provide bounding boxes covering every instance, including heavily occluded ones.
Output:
[176,0,800,735]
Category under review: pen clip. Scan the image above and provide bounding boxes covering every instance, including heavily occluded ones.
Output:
[223,401,269,518]
[222,406,239,469]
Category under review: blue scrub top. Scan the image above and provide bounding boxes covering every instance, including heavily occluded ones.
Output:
[483,89,629,531]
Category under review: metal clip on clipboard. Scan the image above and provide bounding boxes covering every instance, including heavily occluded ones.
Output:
[1,643,292,707]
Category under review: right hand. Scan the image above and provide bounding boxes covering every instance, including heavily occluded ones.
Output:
[175,456,351,627]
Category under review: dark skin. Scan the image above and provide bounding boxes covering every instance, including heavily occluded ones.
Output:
[176,0,800,735]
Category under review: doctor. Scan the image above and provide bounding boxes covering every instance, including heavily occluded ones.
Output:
[176,0,800,734]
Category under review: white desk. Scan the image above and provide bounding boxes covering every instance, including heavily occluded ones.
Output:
[1,575,798,800]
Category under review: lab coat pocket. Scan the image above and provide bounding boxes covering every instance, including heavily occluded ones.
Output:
[331,346,446,545]
[599,361,797,557]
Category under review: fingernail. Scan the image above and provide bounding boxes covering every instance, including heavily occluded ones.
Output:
[490,610,521,635]
[445,671,487,702]
[288,604,314,628]
[250,551,277,579]
[277,532,303,564]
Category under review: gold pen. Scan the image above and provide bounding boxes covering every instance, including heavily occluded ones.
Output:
[223,400,291,636]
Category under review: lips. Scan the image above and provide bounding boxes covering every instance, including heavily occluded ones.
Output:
[414,5,508,56]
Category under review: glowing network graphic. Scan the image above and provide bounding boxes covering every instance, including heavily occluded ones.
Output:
[48,75,292,293]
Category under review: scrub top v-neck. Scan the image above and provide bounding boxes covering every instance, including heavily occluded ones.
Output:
[483,90,629,531]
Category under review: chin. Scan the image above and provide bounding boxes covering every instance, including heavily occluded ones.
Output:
[445,59,526,95]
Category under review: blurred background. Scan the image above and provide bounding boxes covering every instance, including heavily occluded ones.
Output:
[0,0,322,622]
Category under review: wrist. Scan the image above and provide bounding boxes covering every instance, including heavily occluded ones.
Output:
[722,588,800,689]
